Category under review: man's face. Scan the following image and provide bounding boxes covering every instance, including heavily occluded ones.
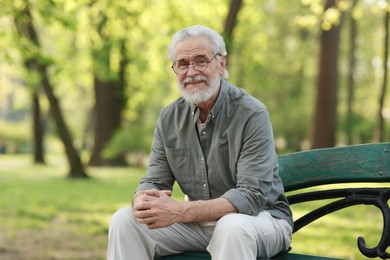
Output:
[174,36,225,104]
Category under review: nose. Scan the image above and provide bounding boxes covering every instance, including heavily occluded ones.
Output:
[186,64,199,76]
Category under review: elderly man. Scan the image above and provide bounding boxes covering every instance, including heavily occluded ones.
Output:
[107,25,293,260]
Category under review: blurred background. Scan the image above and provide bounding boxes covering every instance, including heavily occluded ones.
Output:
[1,0,389,173]
[0,0,389,259]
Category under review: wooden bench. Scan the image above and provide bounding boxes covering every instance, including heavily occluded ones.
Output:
[155,143,390,259]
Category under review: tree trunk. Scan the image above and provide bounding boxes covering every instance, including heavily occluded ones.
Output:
[14,0,88,178]
[346,0,357,145]
[39,65,88,177]
[311,0,343,149]
[89,40,127,166]
[376,10,389,142]
[223,0,243,54]
[32,90,45,163]
[89,76,126,166]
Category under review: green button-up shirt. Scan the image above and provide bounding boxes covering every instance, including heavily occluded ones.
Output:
[137,79,293,227]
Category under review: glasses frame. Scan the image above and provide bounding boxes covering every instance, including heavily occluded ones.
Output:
[171,53,222,75]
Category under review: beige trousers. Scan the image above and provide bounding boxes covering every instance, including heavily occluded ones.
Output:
[107,207,291,260]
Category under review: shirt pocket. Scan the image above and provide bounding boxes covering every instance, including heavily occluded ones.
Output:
[165,147,192,184]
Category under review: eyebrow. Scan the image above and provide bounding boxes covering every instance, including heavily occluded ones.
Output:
[177,54,208,61]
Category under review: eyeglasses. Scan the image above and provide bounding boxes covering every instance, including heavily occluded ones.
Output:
[171,53,222,75]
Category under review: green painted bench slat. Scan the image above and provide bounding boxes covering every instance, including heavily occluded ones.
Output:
[279,142,390,192]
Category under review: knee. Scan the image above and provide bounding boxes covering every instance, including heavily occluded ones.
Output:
[215,214,254,238]
[110,207,135,228]
[208,214,257,258]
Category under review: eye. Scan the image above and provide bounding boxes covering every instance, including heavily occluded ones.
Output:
[177,60,189,68]
[194,57,208,67]
[194,57,208,65]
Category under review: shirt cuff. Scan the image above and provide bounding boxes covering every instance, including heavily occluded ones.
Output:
[222,188,253,215]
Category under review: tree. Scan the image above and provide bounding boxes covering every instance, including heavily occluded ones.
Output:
[223,0,243,54]
[88,3,128,166]
[375,8,389,142]
[2,0,389,158]
[32,90,45,163]
[346,0,357,145]
[312,0,344,148]
[89,40,127,166]
[14,0,88,178]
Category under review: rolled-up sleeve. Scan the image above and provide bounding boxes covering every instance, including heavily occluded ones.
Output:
[221,108,277,215]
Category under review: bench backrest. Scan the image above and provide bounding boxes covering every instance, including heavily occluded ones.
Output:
[278,142,390,192]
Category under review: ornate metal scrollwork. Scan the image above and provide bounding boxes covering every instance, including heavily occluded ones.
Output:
[288,188,390,259]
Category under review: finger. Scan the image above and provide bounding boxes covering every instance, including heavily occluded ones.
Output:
[147,221,170,230]
[143,193,160,200]
[136,214,157,225]
[134,208,149,217]
[143,189,172,198]
[161,190,172,196]
[133,193,146,205]
[144,190,162,197]
[147,223,159,229]
[135,193,156,205]
[134,199,151,211]
[137,217,153,225]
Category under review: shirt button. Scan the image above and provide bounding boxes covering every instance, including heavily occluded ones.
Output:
[202,131,206,135]
[203,184,207,188]
[201,157,204,161]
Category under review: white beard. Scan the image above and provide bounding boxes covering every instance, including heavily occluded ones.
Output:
[177,74,221,105]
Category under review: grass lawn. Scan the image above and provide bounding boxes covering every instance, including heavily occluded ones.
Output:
[0,154,385,259]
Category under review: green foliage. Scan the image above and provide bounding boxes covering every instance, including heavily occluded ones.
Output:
[102,121,154,159]
[229,0,319,150]
[0,120,30,153]
[338,112,376,144]
[0,0,389,156]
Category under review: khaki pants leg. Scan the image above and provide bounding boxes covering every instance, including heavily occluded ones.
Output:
[107,207,214,260]
[207,211,292,260]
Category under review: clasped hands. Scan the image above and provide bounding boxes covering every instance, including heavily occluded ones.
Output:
[133,189,185,229]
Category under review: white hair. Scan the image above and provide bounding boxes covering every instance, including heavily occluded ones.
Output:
[168,25,229,79]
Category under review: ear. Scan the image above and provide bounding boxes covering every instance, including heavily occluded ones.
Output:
[219,55,227,76]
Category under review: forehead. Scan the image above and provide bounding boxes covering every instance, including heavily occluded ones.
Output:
[174,36,214,60]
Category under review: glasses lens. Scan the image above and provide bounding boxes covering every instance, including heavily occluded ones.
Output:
[172,54,218,74]
[173,61,187,74]
[193,59,208,71]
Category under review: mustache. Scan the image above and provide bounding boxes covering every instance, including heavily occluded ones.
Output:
[183,76,208,85]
